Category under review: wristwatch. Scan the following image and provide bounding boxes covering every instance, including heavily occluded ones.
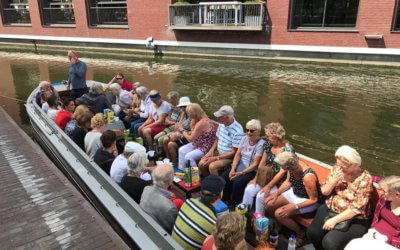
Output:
[294,203,299,210]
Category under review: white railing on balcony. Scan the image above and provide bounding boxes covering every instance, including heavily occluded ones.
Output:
[168,1,265,31]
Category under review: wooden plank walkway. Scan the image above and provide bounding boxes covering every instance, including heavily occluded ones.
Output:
[0,108,128,249]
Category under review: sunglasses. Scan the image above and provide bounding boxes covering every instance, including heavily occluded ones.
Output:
[246,129,255,133]
[116,78,123,80]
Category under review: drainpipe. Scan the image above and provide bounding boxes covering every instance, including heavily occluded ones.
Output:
[31,40,38,54]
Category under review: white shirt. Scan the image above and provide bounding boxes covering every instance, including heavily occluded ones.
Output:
[150,101,171,121]
[110,154,152,184]
[84,131,102,159]
[140,96,152,119]
[47,108,60,121]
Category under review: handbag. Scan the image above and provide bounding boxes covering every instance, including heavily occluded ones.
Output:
[324,194,352,232]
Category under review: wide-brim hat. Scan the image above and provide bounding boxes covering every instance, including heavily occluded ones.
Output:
[177,96,191,107]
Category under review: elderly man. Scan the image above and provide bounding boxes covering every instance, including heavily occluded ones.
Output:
[140,164,178,233]
[199,105,243,176]
[67,50,88,100]
[75,82,110,114]
[110,141,146,184]
[172,175,225,250]
[139,90,171,150]
[120,153,152,203]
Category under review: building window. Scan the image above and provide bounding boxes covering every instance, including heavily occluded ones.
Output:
[394,1,400,31]
[291,0,359,29]
[87,0,128,27]
[41,0,75,26]
[1,0,31,25]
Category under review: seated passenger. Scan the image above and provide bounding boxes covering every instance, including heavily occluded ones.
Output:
[110,141,146,184]
[140,164,178,233]
[199,105,243,177]
[153,91,182,156]
[55,97,75,130]
[172,175,225,250]
[178,103,216,169]
[307,145,373,250]
[221,119,264,206]
[35,81,59,109]
[46,95,60,121]
[139,90,171,150]
[93,130,117,175]
[84,113,106,159]
[243,122,294,214]
[123,82,142,122]
[107,72,133,91]
[202,212,247,250]
[71,105,93,151]
[345,176,400,250]
[109,83,133,118]
[130,86,151,137]
[75,82,109,115]
[120,153,152,203]
[264,152,321,246]
[164,97,192,167]
[64,105,91,138]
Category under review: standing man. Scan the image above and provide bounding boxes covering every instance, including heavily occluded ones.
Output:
[67,50,88,100]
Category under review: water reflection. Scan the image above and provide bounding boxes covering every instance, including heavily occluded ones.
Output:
[0,51,399,176]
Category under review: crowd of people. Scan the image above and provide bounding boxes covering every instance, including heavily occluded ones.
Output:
[33,50,399,250]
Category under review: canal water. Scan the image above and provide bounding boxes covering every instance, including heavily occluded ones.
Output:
[0,51,399,176]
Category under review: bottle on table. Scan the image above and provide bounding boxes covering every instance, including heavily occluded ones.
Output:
[184,160,191,187]
[287,234,296,250]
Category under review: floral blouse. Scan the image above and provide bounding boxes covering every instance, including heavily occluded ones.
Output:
[325,166,373,219]
[263,140,295,175]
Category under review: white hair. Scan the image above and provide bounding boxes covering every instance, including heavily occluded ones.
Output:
[136,86,149,97]
[167,91,180,101]
[246,119,261,131]
[109,83,121,92]
[127,153,149,175]
[274,151,299,171]
[90,82,103,94]
[152,164,174,187]
[335,145,362,167]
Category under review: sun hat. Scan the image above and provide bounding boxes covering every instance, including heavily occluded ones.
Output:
[177,96,191,107]
[124,141,146,154]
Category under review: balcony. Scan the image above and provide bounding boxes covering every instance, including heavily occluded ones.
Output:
[89,6,128,27]
[2,8,31,25]
[42,7,75,26]
[168,1,265,31]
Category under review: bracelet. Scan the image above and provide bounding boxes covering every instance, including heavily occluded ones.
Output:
[294,203,299,210]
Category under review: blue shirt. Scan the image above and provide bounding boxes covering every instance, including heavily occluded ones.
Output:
[68,60,87,89]
[216,120,244,154]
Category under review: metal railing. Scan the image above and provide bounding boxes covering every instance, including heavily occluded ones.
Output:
[42,8,75,25]
[168,2,265,30]
[2,8,31,24]
[89,6,128,26]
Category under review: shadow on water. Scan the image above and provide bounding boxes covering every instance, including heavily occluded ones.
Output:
[0,51,399,176]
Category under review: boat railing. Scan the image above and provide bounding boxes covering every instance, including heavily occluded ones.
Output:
[168,1,266,31]
[25,88,183,250]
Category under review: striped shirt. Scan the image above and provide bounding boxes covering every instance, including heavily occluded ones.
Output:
[172,199,217,250]
[216,120,244,154]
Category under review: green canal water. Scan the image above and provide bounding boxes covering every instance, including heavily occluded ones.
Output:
[0,51,399,176]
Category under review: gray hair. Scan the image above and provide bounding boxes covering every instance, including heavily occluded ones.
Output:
[378,175,400,190]
[127,153,149,175]
[152,164,174,187]
[335,145,362,167]
[90,82,103,94]
[136,86,149,97]
[167,91,180,101]
[265,122,286,140]
[38,81,51,89]
[133,82,141,88]
[274,151,299,171]
[109,83,121,92]
[246,119,261,131]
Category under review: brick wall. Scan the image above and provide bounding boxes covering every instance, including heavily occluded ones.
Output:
[0,0,399,48]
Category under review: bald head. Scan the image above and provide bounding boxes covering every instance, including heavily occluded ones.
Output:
[152,164,174,188]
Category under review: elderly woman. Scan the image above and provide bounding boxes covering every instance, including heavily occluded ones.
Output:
[177,103,216,169]
[109,83,133,118]
[164,96,192,167]
[153,91,182,156]
[123,82,142,122]
[55,97,75,130]
[345,176,400,250]
[140,164,179,233]
[242,122,295,214]
[264,152,321,246]
[71,105,93,151]
[202,212,247,250]
[130,86,151,137]
[84,113,106,159]
[120,153,152,203]
[107,72,133,91]
[138,90,171,150]
[35,81,59,110]
[307,145,373,250]
[75,82,109,115]
[221,119,265,206]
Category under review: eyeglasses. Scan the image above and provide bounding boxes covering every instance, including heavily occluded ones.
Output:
[116,78,123,80]
[246,129,255,133]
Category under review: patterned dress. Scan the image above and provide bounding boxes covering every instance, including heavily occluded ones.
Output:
[192,120,216,154]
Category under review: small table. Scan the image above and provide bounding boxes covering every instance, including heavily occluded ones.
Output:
[173,180,201,199]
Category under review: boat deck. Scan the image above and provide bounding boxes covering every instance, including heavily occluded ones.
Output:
[0,107,128,249]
